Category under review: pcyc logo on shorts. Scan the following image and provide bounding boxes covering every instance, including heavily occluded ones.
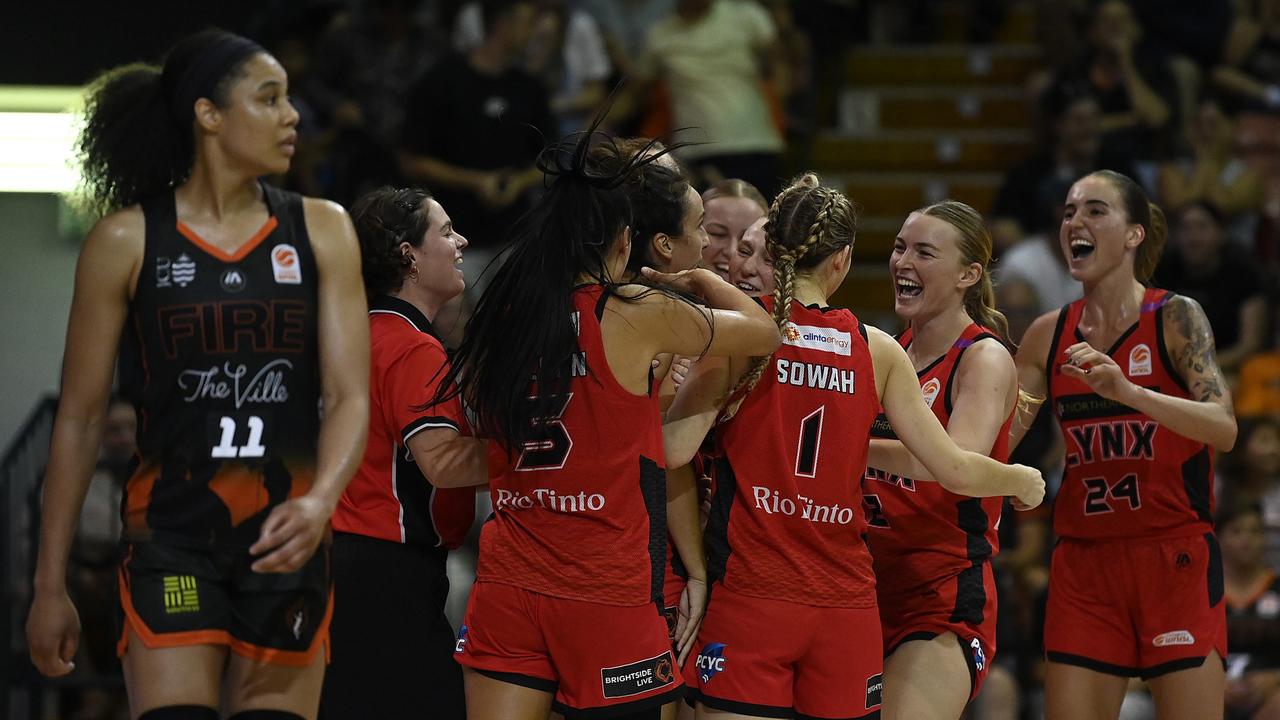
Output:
[599,652,676,699]
[695,642,727,684]
[1152,630,1195,647]
[455,625,468,654]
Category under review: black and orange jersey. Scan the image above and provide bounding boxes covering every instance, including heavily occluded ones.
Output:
[862,323,1011,601]
[118,184,320,550]
[708,299,878,608]
[1047,288,1214,541]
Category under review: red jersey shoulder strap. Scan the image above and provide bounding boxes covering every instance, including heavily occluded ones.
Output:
[942,323,1004,416]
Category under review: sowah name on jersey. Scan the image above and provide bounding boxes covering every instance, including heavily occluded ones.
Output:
[775,358,856,395]
[494,487,605,513]
[753,486,858,525]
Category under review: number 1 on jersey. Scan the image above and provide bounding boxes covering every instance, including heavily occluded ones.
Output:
[795,406,825,478]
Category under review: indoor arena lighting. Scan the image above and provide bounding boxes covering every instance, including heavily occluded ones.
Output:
[0,86,82,193]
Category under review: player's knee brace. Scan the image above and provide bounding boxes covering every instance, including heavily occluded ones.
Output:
[227,712,306,720]
[138,707,218,720]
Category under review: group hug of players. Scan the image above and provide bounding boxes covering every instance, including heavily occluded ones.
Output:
[25,29,1238,720]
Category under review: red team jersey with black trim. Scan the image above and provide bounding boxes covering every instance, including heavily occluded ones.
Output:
[1047,288,1214,540]
[863,324,1011,596]
[477,284,668,607]
[707,300,878,608]
[332,295,475,549]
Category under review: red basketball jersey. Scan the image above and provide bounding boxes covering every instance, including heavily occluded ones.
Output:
[1047,288,1214,540]
[862,324,1011,596]
[477,284,668,606]
[708,300,878,608]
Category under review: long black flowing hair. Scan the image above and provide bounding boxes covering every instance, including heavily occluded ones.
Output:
[436,128,689,453]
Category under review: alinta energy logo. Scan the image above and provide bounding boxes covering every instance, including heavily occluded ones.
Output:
[783,324,852,357]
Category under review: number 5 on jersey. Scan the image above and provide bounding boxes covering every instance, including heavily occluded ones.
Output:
[516,394,573,471]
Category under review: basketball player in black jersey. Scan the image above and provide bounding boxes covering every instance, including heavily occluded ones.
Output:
[26,30,369,720]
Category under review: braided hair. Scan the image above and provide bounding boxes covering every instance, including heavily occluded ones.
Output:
[728,173,858,401]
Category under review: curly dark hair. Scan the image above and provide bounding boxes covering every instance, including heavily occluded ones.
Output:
[76,29,265,215]
[350,187,435,300]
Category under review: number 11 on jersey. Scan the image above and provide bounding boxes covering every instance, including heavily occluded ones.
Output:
[211,415,267,458]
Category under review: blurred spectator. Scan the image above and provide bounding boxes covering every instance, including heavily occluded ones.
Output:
[577,0,675,79]
[1237,350,1280,418]
[306,0,448,205]
[1153,201,1268,373]
[994,174,1083,317]
[637,0,789,197]
[1214,0,1280,114]
[1220,501,1280,720]
[991,84,1135,254]
[1159,96,1265,246]
[455,0,612,136]
[1223,419,1280,570]
[1127,0,1232,70]
[1045,0,1177,167]
[400,0,555,299]
[63,397,136,720]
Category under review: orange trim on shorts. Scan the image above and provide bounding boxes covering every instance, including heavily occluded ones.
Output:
[116,549,230,657]
[228,586,334,668]
[176,216,278,263]
[116,552,333,668]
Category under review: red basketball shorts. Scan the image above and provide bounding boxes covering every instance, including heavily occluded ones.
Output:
[455,580,683,717]
[879,561,997,700]
[687,583,883,719]
[1044,533,1227,679]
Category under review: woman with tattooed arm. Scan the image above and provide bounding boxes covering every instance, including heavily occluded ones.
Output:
[1011,170,1237,720]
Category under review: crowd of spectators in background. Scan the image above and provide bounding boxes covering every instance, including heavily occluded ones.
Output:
[21,1,1280,719]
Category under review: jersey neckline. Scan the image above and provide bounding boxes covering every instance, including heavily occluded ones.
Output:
[171,181,280,263]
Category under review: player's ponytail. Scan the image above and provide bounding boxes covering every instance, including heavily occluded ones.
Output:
[438,123,699,452]
[77,29,265,215]
[725,173,857,410]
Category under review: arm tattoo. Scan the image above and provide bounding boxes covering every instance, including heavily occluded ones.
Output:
[1166,296,1225,403]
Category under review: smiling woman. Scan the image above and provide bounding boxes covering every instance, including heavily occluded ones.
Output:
[26,29,370,720]
[1012,170,1238,720]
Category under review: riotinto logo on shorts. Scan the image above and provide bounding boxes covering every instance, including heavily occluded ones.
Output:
[695,642,727,684]
[599,652,676,698]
